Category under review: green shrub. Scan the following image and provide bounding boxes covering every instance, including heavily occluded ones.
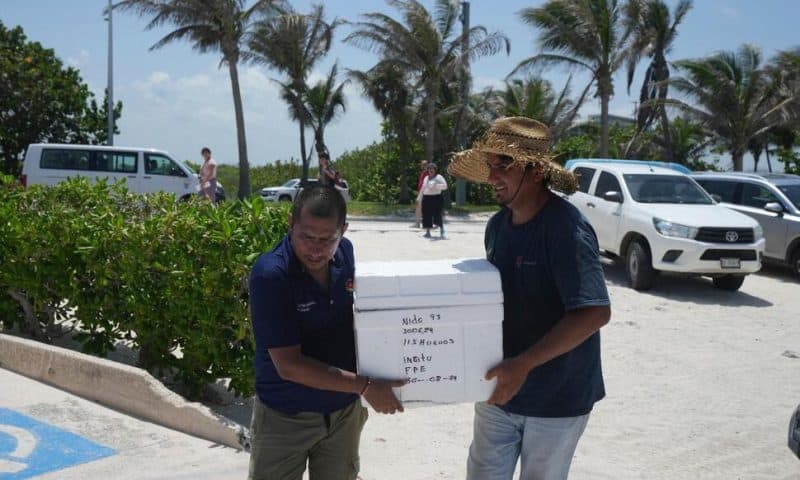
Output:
[0,178,288,398]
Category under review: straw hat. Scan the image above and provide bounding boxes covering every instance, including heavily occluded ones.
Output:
[448,117,577,194]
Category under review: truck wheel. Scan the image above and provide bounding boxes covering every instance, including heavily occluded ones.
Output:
[279,195,292,202]
[626,240,655,291]
[712,274,745,291]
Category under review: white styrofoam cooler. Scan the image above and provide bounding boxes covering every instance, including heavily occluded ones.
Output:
[354,258,503,405]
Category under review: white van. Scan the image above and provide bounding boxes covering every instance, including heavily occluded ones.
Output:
[21,144,216,201]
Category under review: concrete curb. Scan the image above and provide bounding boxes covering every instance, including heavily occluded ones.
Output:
[0,333,247,450]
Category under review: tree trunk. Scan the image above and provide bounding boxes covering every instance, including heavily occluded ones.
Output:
[659,107,674,162]
[398,122,410,204]
[599,91,610,158]
[299,117,309,185]
[425,90,436,165]
[228,61,250,199]
[732,150,744,172]
[314,129,326,158]
[765,145,773,172]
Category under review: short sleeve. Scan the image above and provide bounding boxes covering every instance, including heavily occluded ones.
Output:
[250,261,301,350]
[547,216,610,311]
[484,211,503,260]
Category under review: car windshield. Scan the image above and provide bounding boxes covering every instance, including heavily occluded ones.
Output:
[623,174,713,204]
[282,179,298,187]
[778,184,800,209]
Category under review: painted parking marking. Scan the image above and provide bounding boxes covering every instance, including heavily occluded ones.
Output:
[0,408,115,479]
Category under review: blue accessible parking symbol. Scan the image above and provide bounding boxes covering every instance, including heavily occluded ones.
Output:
[0,408,115,479]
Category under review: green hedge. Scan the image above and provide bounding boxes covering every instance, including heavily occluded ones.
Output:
[0,177,288,398]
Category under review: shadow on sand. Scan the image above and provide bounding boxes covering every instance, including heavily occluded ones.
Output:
[600,258,774,308]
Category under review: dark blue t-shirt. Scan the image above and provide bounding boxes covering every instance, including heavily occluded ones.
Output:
[249,234,358,415]
[485,194,609,417]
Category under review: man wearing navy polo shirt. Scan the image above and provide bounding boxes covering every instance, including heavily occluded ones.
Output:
[248,185,405,480]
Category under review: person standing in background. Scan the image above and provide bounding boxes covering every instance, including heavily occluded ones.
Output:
[198,147,217,202]
[417,163,448,239]
[318,151,337,187]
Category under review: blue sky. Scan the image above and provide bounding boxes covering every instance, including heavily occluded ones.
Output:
[3,0,799,170]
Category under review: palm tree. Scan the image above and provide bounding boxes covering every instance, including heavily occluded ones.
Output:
[501,76,590,143]
[349,60,416,203]
[346,0,509,167]
[113,0,286,199]
[248,4,339,184]
[624,0,692,161]
[666,44,796,171]
[764,47,800,171]
[514,0,630,157]
[305,63,347,158]
[655,116,712,168]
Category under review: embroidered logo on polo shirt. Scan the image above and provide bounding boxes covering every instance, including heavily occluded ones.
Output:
[296,301,316,312]
[345,279,354,293]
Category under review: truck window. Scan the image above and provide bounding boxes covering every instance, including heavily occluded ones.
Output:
[573,167,595,193]
[595,171,622,198]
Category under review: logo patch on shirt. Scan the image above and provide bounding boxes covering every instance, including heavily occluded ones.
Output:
[516,256,537,268]
[296,301,316,312]
[345,279,354,293]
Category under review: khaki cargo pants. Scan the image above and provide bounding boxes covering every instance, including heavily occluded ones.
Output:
[248,398,368,480]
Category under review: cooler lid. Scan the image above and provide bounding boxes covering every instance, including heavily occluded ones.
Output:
[354,258,502,311]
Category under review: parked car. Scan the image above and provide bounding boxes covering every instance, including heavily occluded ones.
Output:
[21,143,225,202]
[565,160,765,291]
[692,172,800,278]
[564,158,692,174]
[260,178,351,203]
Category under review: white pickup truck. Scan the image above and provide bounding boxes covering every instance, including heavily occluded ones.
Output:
[564,160,765,291]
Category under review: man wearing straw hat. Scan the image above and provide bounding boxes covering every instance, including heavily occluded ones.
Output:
[449,117,611,479]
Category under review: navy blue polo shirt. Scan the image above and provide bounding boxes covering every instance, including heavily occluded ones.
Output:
[249,234,357,415]
[485,195,609,417]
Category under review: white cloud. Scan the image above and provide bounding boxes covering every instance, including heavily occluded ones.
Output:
[67,49,91,68]
[117,65,382,167]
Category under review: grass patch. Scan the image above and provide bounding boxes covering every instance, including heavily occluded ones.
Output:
[347,201,499,217]
[348,201,414,217]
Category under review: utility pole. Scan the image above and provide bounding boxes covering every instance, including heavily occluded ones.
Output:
[455,0,470,206]
[107,0,114,146]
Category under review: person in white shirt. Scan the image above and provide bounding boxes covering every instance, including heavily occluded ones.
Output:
[198,147,218,202]
[416,163,448,238]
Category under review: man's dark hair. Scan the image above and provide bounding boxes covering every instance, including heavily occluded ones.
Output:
[292,184,347,228]
[201,147,211,155]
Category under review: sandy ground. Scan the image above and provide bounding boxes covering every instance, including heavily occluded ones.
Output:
[38,215,798,478]
[340,217,800,480]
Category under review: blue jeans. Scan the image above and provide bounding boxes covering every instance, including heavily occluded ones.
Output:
[467,402,590,480]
